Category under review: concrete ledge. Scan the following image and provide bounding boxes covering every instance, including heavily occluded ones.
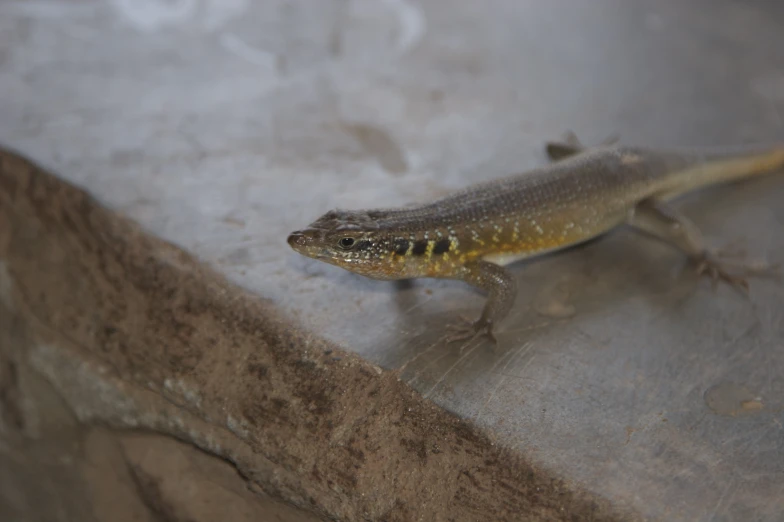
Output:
[0,149,628,521]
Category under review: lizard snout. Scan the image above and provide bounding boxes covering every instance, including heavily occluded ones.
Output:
[287,231,307,248]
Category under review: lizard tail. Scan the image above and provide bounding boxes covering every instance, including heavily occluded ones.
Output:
[660,146,784,200]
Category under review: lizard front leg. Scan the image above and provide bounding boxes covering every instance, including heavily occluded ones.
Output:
[628,198,775,290]
[446,260,517,343]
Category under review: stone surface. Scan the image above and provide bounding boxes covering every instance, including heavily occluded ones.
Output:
[1,0,784,520]
[0,152,622,520]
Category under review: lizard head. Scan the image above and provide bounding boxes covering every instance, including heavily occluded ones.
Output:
[288,209,402,279]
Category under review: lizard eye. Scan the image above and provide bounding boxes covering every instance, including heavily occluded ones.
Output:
[338,237,355,249]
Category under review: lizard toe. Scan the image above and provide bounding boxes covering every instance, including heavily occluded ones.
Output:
[446,316,496,346]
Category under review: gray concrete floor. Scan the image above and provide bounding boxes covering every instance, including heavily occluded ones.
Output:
[2,0,784,519]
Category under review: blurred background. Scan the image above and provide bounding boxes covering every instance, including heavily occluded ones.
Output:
[1,1,783,521]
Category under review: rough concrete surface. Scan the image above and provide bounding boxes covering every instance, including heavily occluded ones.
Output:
[0,151,624,520]
[1,0,784,520]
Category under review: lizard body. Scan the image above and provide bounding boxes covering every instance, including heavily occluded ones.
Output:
[288,135,784,341]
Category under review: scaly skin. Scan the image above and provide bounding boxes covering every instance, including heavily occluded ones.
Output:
[288,135,784,342]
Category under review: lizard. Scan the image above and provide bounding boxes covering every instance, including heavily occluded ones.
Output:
[287,132,784,342]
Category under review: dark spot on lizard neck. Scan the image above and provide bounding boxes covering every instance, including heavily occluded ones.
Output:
[411,240,428,256]
[393,239,410,255]
[432,238,451,255]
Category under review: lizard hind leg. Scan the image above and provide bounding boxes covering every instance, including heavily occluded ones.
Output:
[545,130,585,161]
[545,131,620,161]
[628,198,778,292]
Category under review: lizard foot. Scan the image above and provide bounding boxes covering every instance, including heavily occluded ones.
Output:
[445,315,496,345]
[693,251,779,293]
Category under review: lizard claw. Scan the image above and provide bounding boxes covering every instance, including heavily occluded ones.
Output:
[695,257,749,292]
[446,315,497,346]
[693,251,778,293]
